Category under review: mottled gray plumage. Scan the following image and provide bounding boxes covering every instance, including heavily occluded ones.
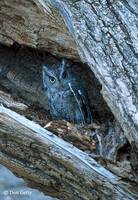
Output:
[42,58,92,125]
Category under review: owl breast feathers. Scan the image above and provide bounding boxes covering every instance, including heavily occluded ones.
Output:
[42,58,93,125]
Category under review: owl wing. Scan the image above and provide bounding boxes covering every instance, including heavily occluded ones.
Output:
[68,82,93,124]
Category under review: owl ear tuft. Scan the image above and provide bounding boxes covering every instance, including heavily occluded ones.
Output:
[60,58,72,78]
[42,65,49,80]
[60,59,66,78]
[61,58,66,66]
[42,65,48,72]
[61,58,66,70]
[61,58,72,67]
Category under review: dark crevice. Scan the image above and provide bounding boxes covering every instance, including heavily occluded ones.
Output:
[116,142,131,162]
[0,43,114,124]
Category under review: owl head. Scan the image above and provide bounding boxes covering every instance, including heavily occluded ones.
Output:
[42,58,78,92]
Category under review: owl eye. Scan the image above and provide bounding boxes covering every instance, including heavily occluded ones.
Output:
[49,76,56,83]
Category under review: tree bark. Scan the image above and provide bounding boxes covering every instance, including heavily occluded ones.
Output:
[47,0,138,147]
[0,0,79,59]
[0,0,137,145]
[0,0,138,199]
[0,105,137,200]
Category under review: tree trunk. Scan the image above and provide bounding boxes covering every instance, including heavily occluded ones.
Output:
[0,105,137,200]
[0,0,138,199]
[48,0,138,147]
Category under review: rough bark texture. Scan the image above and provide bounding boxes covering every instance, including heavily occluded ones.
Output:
[0,0,79,59]
[48,0,138,147]
[0,105,137,200]
[0,0,137,145]
[0,0,138,199]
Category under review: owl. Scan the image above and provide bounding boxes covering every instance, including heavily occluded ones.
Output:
[42,58,93,125]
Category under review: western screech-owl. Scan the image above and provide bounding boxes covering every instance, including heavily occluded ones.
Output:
[42,58,92,125]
